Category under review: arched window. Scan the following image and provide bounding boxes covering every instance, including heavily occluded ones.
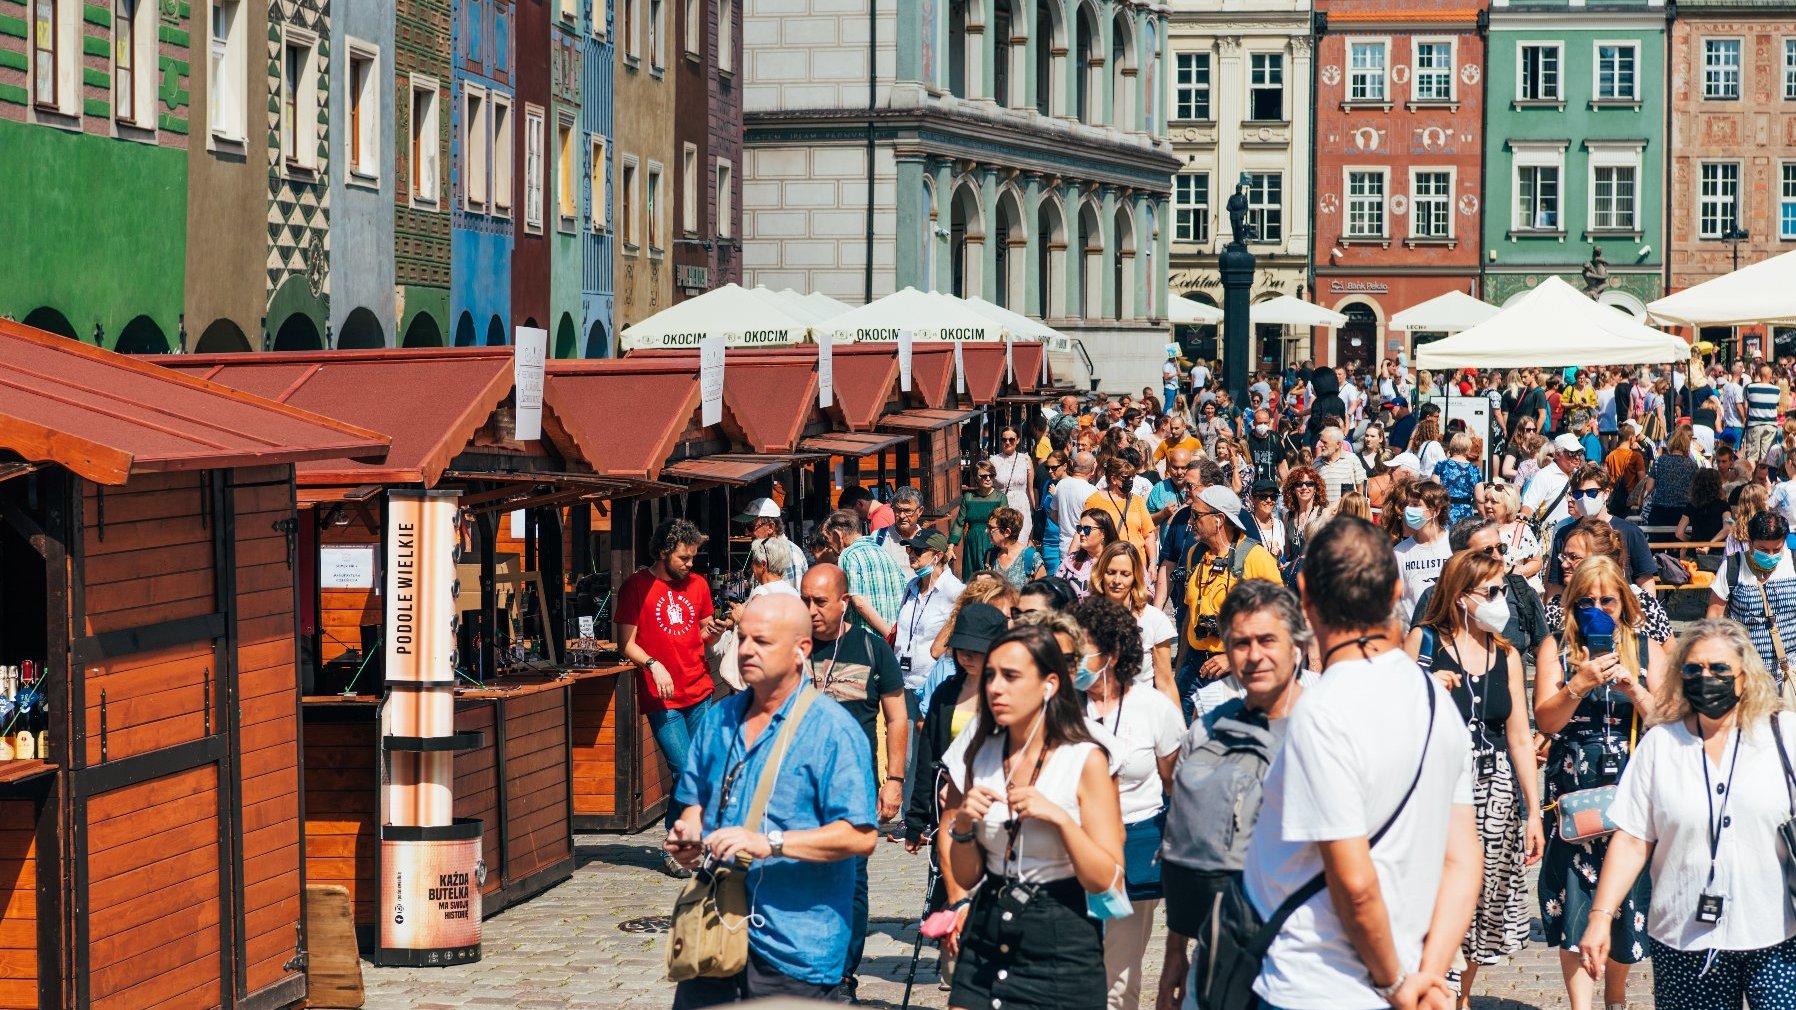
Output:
[948,0,969,98]
[1077,199,1102,319]
[197,318,253,353]
[1074,3,1099,124]
[403,313,445,347]
[338,307,385,348]
[949,182,984,298]
[994,0,1013,106]
[555,313,578,358]
[1111,204,1135,320]
[115,315,170,354]
[273,314,322,351]
[1111,12,1133,130]
[454,311,478,346]
[585,318,611,357]
[1034,0,1062,116]
[1036,197,1065,318]
[22,306,76,340]
[994,189,1026,309]
[486,315,508,345]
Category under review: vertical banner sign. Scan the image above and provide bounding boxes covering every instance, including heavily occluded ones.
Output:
[513,326,548,441]
[899,329,914,392]
[1005,333,1015,385]
[1041,337,1051,385]
[818,334,834,409]
[954,338,967,395]
[700,334,726,427]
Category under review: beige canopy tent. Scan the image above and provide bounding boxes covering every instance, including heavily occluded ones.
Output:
[1417,276,1688,369]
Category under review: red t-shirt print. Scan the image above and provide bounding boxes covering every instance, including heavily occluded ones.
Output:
[617,568,715,712]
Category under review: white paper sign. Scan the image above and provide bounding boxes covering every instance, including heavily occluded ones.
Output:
[1443,393,1494,472]
[1040,338,1051,385]
[700,334,725,427]
[509,508,527,539]
[954,339,967,395]
[1005,333,1015,385]
[513,325,548,441]
[578,615,596,638]
[899,329,914,392]
[319,545,376,589]
[818,335,834,408]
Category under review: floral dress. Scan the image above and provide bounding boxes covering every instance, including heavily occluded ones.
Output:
[1538,675,1653,962]
[1433,458,1483,526]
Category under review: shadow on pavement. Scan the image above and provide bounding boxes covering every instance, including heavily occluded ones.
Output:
[577,839,664,872]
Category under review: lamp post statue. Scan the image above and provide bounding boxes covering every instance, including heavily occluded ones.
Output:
[1221,174,1257,405]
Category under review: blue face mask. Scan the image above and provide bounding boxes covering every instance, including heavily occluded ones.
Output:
[1403,506,1429,530]
[1752,549,1782,572]
[1074,655,1108,691]
[1086,866,1134,922]
[914,563,934,579]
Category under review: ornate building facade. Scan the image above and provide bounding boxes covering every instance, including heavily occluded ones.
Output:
[267,0,334,349]
[451,0,517,346]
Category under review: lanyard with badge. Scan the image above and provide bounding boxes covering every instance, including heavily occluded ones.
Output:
[1697,729,1744,926]
[900,583,938,676]
[1446,639,1498,778]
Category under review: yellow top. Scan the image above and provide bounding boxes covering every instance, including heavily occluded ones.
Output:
[1083,488,1158,562]
[950,704,976,739]
[1182,538,1283,652]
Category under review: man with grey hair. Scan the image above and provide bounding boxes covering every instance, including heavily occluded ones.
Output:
[736,497,807,588]
[1054,450,1099,561]
[874,485,926,568]
[1314,425,1367,503]
[746,536,801,600]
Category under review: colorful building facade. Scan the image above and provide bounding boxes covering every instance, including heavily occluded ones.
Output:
[1312,0,1485,369]
[670,0,741,304]
[612,0,676,329]
[452,0,517,346]
[267,0,334,349]
[548,2,583,356]
[580,0,615,356]
[396,0,455,346]
[513,0,551,334]
[188,0,271,352]
[330,0,398,348]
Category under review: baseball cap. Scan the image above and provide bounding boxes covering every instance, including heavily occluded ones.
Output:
[1383,397,1407,409]
[946,603,1009,653]
[1623,418,1642,433]
[1195,486,1246,530]
[1387,451,1422,475]
[734,497,781,522]
[1553,433,1584,455]
[902,530,950,554]
[1250,477,1281,497]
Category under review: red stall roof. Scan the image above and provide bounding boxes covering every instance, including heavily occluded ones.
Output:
[1010,342,1044,393]
[828,347,900,431]
[880,407,981,432]
[663,453,821,486]
[167,347,521,486]
[961,345,1007,406]
[0,322,389,486]
[722,360,818,453]
[546,360,702,480]
[799,431,910,457]
[909,345,956,408]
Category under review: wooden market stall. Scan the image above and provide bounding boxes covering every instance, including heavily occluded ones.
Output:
[0,323,390,1009]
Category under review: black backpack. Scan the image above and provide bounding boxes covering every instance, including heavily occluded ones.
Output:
[1160,700,1282,936]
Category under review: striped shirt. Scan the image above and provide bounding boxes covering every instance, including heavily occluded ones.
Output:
[837,536,910,631]
[1746,382,1782,428]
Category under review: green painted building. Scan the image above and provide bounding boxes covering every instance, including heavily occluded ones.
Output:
[0,0,192,351]
[1483,0,1668,316]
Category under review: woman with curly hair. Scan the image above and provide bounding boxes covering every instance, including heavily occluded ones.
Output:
[1279,465,1331,562]
[1070,595,1184,1010]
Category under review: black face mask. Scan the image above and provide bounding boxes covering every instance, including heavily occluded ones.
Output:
[1682,674,1741,719]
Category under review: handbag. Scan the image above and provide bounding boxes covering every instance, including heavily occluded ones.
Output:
[1196,661,1437,1010]
[1767,715,1796,918]
[665,687,819,981]
[1554,711,1638,844]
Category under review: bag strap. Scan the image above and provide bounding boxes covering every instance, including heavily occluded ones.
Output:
[1228,537,1255,582]
[1248,658,1439,957]
[745,686,820,837]
[1537,482,1571,532]
[1758,577,1789,675]
[1416,627,1437,673]
[1772,715,1796,819]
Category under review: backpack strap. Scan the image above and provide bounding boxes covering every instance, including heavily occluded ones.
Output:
[1247,659,1438,958]
[745,686,820,841]
[1416,626,1437,673]
[1227,537,1255,581]
[1727,551,1745,598]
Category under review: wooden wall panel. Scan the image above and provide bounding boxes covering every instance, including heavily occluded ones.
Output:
[86,765,222,1010]
[569,676,619,818]
[501,691,570,882]
[0,801,34,1010]
[302,718,378,927]
[452,703,502,896]
[82,640,215,765]
[82,473,216,635]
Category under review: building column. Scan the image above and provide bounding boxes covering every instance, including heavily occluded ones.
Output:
[934,160,956,293]
[980,168,1001,301]
[1216,35,1243,206]
[1100,186,1119,318]
[1288,34,1313,259]
[1021,1,1039,111]
[1023,174,1045,317]
[1097,1,1114,127]
[968,0,989,100]
[1155,197,1171,318]
[1065,182,1085,318]
[897,157,929,290]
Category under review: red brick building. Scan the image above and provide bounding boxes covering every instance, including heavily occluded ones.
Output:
[1312,2,1485,370]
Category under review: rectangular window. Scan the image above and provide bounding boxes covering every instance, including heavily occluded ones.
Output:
[621,155,638,245]
[208,0,245,139]
[1174,52,1210,120]
[560,0,574,20]
[715,158,733,238]
[594,0,607,38]
[1700,162,1741,238]
[492,96,513,215]
[718,0,732,72]
[624,0,638,59]
[1345,171,1385,238]
[590,135,608,230]
[465,86,488,209]
[1174,172,1209,243]
[347,44,378,179]
[1516,164,1560,230]
[1347,41,1386,102]
[281,32,319,169]
[1413,41,1452,102]
[681,143,698,234]
[646,163,664,251]
[524,105,544,232]
[32,0,58,110]
[114,0,139,124]
[684,0,699,54]
[1785,39,1796,100]
[1782,163,1796,239]
[1246,172,1282,242]
[649,0,664,68]
[1592,164,1636,230]
[1519,43,1560,101]
[557,117,576,226]
[410,77,440,204]
[1412,171,1451,238]
[1249,53,1283,121]
[1704,39,1742,100]
[1596,43,1637,100]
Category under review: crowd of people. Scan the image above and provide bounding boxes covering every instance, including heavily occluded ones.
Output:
[637,353,1796,1010]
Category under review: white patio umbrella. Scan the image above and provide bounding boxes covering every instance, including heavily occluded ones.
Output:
[1417,276,1688,369]
[1248,295,1350,328]
[619,283,814,350]
[1646,248,1796,327]
[1168,296,1224,325]
[797,291,856,319]
[961,296,1064,341]
[1389,290,1501,334]
[818,287,1006,343]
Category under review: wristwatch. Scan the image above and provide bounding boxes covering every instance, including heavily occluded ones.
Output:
[1371,972,1408,1003]
[767,829,785,858]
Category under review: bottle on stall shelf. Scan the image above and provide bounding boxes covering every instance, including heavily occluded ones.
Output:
[0,667,16,762]
[31,663,48,762]
[15,663,36,761]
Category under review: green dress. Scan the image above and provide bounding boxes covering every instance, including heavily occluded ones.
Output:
[950,491,1006,582]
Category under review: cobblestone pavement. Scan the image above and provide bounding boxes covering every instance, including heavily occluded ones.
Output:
[362,830,1651,1010]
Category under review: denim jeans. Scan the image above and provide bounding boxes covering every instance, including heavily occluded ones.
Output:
[845,854,869,983]
[645,697,713,830]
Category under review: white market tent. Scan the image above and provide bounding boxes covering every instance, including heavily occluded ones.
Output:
[763,287,833,323]
[619,283,815,350]
[1416,276,1689,369]
[962,295,1062,341]
[1249,295,1349,328]
[1388,290,1501,334]
[797,291,856,319]
[1169,296,1225,325]
[817,287,1007,343]
[1646,248,1796,327]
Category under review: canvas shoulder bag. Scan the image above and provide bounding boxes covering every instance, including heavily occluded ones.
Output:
[666,686,820,981]
[1766,714,1796,919]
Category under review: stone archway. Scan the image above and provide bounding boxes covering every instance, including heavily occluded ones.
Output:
[273,314,323,351]
[196,318,253,353]
[114,315,171,354]
[403,313,445,347]
[338,307,386,349]
[21,306,76,340]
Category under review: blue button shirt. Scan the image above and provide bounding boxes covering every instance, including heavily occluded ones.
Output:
[674,685,875,985]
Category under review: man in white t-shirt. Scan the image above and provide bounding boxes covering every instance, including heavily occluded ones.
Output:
[1056,451,1100,560]
[1392,481,1452,627]
[1244,516,1478,1010]
[1520,434,1585,527]
[1191,360,1212,396]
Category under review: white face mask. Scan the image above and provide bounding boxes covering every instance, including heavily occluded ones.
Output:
[1469,594,1511,635]
[1574,493,1605,518]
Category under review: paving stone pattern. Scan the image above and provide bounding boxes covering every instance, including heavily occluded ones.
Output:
[362,831,1652,1010]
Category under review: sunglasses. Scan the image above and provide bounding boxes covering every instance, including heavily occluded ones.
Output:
[1571,488,1602,500]
[1682,662,1735,678]
[1253,491,1279,501]
[1293,481,1316,489]
[1076,524,1097,535]
[1001,436,1018,443]
[1465,584,1505,602]
[1576,595,1622,609]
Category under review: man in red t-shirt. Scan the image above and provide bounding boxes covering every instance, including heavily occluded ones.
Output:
[616,517,729,875]
[837,485,893,534]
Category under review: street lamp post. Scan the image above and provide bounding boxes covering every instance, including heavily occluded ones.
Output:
[1221,174,1257,404]
[1724,225,1750,272]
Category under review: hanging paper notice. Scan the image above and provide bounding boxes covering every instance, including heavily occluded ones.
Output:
[899,329,914,392]
[700,334,725,427]
[320,545,376,589]
[818,334,834,408]
[513,326,548,441]
[1005,333,1015,385]
[954,339,967,395]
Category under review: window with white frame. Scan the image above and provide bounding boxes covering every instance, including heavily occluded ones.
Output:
[1595,42,1637,101]
[114,0,153,126]
[492,95,513,215]
[681,142,698,235]
[464,85,488,209]
[1344,170,1386,237]
[1347,41,1386,102]
[1246,172,1282,242]
[1411,170,1451,238]
[1249,53,1283,121]
[557,116,576,227]
[1785,39,1796,100]
[1175,53,1211,120]
[33,0,80,115]
[715,158,733,239]
[1174,172,1209,243]
[649,0,664,68]
[684,0,699,54]
[623,0,639,60]
[1518,43,1560,101]
[208,0,246,141]
[559,0,574,22]
[590,134,607,230]
[1782,163,1796,239]
[346,42,379,180]
[281,30,320,170]
[1413,41,1452,101]
[1589,146,1639,231]
[646,162,664,251]
[1704,39,1742,99]
[1700,162,1741,238]
[410,76,440,204]
[524,105,544,232]
[593,0,607,38]
[621,154,638,245]
[718,0,733,72]
[1513,147,1563,231]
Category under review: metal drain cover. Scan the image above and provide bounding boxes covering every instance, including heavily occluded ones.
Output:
[619,915,671,934]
